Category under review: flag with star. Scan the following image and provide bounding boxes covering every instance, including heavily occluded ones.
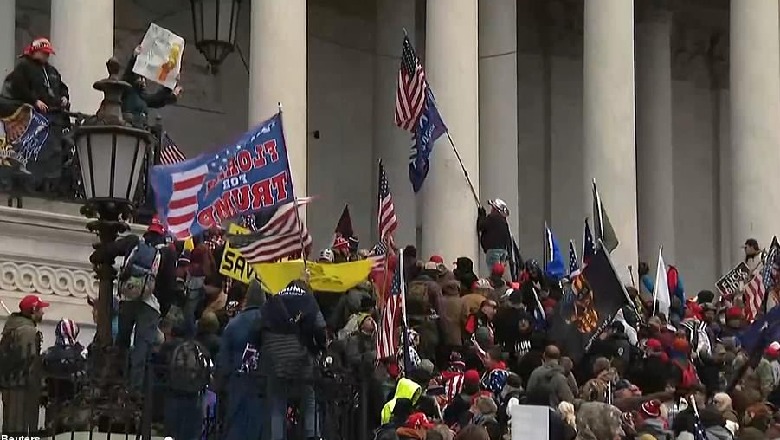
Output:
[569,240,580,277]
[151,112,295,239]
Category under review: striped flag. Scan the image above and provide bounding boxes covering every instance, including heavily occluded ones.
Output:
[160,133,187,165]
[166,164,210,239]
[569,240,580,276]
[229,198,312,263]
[377,161,398,243]
[744,274,765,322]
[376,253,406,360]
[395,36,427,131]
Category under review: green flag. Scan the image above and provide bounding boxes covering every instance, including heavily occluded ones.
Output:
[592,179,619,253]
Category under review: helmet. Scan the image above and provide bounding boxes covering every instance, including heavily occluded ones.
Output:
[318,248,334,263]
[489,198,509,217]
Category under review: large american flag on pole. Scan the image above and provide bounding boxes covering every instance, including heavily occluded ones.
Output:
[744,237,780,321]
[376,252,406,360]
[395,35,427,131]
[377,161,398,243]
[229,198,313,263]
[160,133,187,165]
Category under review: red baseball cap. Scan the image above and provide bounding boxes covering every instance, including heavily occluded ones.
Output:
[429,255,444,264]
[19,294,49,312]
[24,37,55,56]
[405,412,435,430]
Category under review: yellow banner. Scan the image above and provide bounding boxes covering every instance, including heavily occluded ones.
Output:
[219,224,261,284]
[220,224,373,293]
[253,259,373,294]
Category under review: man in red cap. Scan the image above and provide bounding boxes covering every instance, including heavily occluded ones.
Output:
[99,214,177,390]
[0,294,49,434]
[3,37,69,115]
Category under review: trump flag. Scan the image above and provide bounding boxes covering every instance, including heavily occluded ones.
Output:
[151,113,294,239]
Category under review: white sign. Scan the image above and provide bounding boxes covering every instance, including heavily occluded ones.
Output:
[132,23,185,89]
[508,403,550,440]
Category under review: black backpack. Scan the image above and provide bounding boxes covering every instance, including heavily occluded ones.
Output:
[168,339,210,394]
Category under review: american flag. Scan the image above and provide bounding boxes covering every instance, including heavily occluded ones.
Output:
[166,163,210,239]
[230,198,313,263]
[160,133,187,165]
[395,36,427,131]
[568,240,580,276]
[583,217,595,267]
[369,242,388,273]
[744,274,765,322]
[377,161,398,243]
[376,252,406,360]
[744,237,780,321]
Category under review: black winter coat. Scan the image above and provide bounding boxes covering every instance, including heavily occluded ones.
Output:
[3,56,68,109]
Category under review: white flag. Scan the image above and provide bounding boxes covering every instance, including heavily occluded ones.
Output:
[654,247,671,317]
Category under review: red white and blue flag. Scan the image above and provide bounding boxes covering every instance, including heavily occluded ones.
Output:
[569,240,580,277]
[376,252,406,360]
[377,161,398,244]
[150,113,294,239]
[160,133,187,165]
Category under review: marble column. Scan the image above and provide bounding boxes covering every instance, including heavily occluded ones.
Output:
[636,6,674,266]
[248,0,307,201]
[0,0,15,79]
[50,0,114,114]
[583,0,637,281]
[479,0,518,265]
[730,0,780,261]
[422,0,479,263]
[374,0,416,247]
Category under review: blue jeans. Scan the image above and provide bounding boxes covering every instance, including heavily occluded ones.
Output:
[224,375,265,440]
[164,393,203,440]
[486,248,508,270]
[267,377,317,440]
[117,300,160,390]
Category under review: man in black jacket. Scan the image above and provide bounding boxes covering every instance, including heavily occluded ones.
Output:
[259,280,327,440]
[477,198,512,271]
[93,217,177,390]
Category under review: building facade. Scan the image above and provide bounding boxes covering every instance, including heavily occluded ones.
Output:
[0,0,775,323]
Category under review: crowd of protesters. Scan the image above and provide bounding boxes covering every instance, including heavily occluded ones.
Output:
[0,199,779,440]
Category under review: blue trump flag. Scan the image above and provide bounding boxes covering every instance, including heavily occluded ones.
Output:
[0,104,50,173]
[409,88,447,192]
[151,112,294,239]
[544,225,565,281]
[738,305,780,354]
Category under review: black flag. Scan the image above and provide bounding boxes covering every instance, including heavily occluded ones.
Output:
[549,245,629,361]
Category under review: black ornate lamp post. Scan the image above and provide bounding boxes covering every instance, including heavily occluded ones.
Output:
[190,0,243,73]
[74,58,153,348]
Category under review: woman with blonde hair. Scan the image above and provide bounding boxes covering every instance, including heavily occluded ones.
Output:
[558,401,577,431]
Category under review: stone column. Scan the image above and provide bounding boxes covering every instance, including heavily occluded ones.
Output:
[0,0,15,78]
[374,0,416,246]
[636,6,674,266]
[730,0,780,260]
[248,0,307,199]
[50,0,114,114]
[479,0,518,257]
[583,0,637,281]
[422,0,479,263]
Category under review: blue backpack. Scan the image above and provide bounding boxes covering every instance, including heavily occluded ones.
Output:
[119,239,162,301]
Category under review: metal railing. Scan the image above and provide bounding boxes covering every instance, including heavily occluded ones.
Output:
[0,343,369,440]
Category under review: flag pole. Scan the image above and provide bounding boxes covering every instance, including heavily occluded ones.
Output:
[279,101,310,278]
[444,133,481,207]
[398,250,412,375]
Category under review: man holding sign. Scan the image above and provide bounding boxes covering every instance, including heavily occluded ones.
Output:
[122,28,183,126]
